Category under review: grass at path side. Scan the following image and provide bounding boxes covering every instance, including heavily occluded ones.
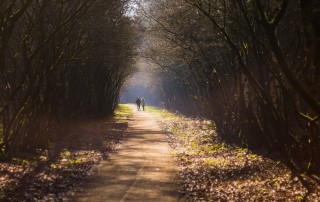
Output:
[144,106,180,121]
[115,104,133,122]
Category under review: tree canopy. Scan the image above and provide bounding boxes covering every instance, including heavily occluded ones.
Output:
[0,0,138,154]
[138,0,320,173]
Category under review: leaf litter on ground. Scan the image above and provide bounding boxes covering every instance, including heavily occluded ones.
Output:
[0,104,131,201]
[148,106,320,201]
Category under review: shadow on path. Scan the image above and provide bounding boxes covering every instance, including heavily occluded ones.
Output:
[66,105,179,202]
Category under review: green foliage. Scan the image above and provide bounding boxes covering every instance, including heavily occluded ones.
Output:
[146,106,181,121]
[114,104,133,122]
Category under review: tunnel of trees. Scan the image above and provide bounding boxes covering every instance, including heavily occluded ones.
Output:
[0,0,137,154]
[1,0,320,176]
[139,0,320,173]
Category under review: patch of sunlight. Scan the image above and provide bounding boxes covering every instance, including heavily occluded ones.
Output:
[202,144,226,155]
[170,150,178,156]
[183,149,199,157]
[11,157,37,166]
[202,120,216,131]
[191,140,198,150]
[203,157,226,167]
[114,104,132,123]
[66,157,87,166]
[248,153,259,160]
[235,147,248,154]
[39,155,47,161]
[115,104,132,117]
[146,106,181,121]
[60,150,71,158]
[50,163,58,169]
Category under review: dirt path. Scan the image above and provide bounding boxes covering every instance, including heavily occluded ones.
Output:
[66,105,179,202]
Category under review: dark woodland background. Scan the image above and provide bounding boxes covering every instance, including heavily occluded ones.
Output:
[1,0,320,174]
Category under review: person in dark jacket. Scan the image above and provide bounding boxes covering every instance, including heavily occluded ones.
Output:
[136,97,141,111]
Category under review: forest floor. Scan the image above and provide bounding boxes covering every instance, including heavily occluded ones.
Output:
[147,106,320,201]
[1,104,320,201]
[0,105,132,201]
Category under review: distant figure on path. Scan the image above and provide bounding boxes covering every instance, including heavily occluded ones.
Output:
[136,97,141,111]
[141,97,146,111]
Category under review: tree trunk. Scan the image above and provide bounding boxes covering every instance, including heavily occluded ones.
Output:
[300,0,320,104]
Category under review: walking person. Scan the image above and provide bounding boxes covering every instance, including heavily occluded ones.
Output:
[136,97,141,111]
[141,97,146,111]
